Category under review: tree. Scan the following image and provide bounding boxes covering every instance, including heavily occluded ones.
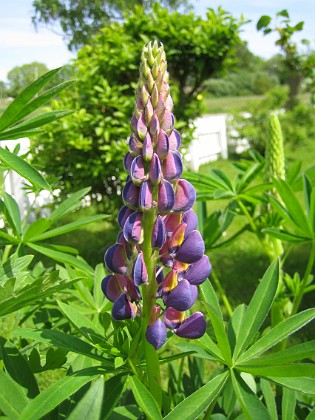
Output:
[32,0,191,50]
[7,62,50,97]
[31,5,242,212]
[257,10,315,108]
[0,81,7,99]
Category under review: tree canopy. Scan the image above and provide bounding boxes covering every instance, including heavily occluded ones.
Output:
[31,5,242,212]
[32,0,191,50]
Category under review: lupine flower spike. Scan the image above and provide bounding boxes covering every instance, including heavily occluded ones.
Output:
[103,41,211,349]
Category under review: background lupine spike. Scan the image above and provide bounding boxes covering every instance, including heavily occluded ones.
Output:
[102,42,210,349]
[265,112,286,183]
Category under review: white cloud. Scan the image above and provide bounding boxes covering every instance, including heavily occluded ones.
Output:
[0,30,64,47]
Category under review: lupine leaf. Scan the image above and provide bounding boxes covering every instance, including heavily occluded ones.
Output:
[0,147,51,191]
[1,341,40,399]
[0,370,29,418]
[0,68,61,131]
[102,374,127,419]
[240,340,315,366]
[111,405,142,419]
[231,370,269,419]
[23,218,53,241]
[227,304,246,353]
[164,371,229,420]
[0,110,73,139]
[233,259,279,361]
[262,228,312,243]
[11,329,112,365]
[282,387,296,420]
[273,178,312,236]
[30,215,109,241]
[12,80,74,122]
[237,308,315,363]
[260,379,277,420]
[49,187,91,222]
[129,376,162,420]
[19,367,105,420]
[27,242,94,275]
[268,377,315,394]
[68,377,104,420]
[3,192,22,237]
[237,363,315,377]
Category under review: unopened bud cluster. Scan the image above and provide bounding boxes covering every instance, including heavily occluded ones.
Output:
[102,42,211,349]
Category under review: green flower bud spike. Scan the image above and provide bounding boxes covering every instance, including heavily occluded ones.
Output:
[265,112,285,184]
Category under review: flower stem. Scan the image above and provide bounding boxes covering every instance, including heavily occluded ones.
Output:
[211,269,233,318]
[142,208,162,409]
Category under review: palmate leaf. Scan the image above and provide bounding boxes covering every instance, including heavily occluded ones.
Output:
[237,308,315,363]
[268,377,315,395]
[4,192,22,237]
[11,329,113,365]
[0,254,33,283]
[130,376,162,420]
[0,271,78,317]
[0,370,29,418]
[282,388,296,420]
[238,363,315,378]
[231,370,269,419]
[0,67,62,132]
[260,379,277,420]
[18,367,107,420]
[233,259,279,361]
[0,147,51,191]
[262,228,312,243]
[67,377,104,420]
[49,187,91,222]
[1,341,40,399]
[164,371,229,420]
[102,375,128,420]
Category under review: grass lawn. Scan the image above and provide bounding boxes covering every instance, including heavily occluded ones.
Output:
[204,95,263,114]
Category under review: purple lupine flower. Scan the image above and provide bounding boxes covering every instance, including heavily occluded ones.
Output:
[102,41,211,349]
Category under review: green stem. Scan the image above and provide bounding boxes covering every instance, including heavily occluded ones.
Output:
[236,198,257,233]
[291,241,315,316]
[141,208,162,409]
[211,269,233,318]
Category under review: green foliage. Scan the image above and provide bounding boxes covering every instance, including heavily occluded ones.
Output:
[257,10,315,108]
[31,5,242,211]
[32,0,191,50]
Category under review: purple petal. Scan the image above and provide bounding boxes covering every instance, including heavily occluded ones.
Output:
[123,212,143,244]
[146,319,167,349]
[173,179,196,212]
[104,243,128,275]
[152,215,166,249]
[182,209,198,237]
[137,112,147,140]
[145,98,154,125]
[123,152,134,173]
[112,294,136,320]
[156,93,165,119]
[165,95,173,112]
[130,114,138,133]
[165,279,198,311]
[129,136,142,156]
[168,129,181,151]
[142,133,153,162]
[149,112,160,138]
[161,110,174,134]
[158,180,175,214]
[175,230,205,264]
[117,232,133,258]
[163,213,182,237]
[149,153,163,184]
[175,312,206,339]
[156,265,164,284]
[130,155,147,185]
[139,181,153,212]
[101,274,123,302]
[164,307,185,329]
[122,180,140,209]
[118,206,134,229]
[132,252,148,286]
[156,130,169,160]
[162,151,183,181]
[183,255,212,285]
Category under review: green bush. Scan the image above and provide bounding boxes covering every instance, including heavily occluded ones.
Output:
[31,5,242,212]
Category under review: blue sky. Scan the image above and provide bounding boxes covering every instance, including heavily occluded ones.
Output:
[1,0,314,81]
